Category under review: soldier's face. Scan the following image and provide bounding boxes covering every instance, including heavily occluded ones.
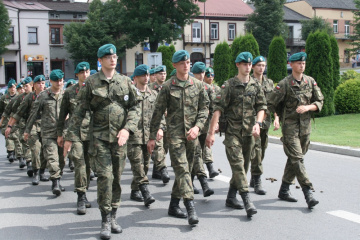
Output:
[193,72,205,81]
[8,85,16,95]
[77,69,90,81]
[237,62,252,76]
[17,88,24,94]
[135,74,149,86]
[24,83,33,93]
[34,81,45,92]
[290,61,306,74]
[156,72,166,83]
[173,59,190,75]
[50,78,64,90]
[204,73,214,84]
[150,74,156,83]
[99,54,118,70]
[252,62,266,75]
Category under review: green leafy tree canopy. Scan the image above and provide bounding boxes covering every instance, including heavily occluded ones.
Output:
[213,41,231,86]
[267,36,287,83]
[300,16,333,41]
[0,1,12,55]
[156,45,174,79]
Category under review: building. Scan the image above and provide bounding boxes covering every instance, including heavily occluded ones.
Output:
[1,1,50,85]
[285,0,357,67]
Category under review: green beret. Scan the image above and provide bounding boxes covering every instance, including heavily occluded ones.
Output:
[149,68,155,75]
[192,62,206,74]
[50,69,64,81]
[65,79,77,88]
[235,52,253,63]
[16,82,23,89]
[22,76,32,85]
[289,52,307,62]
[8,79,16,88]
[90,70,97,75]
[97,44,116,58]
[170,69,177,76]
[205,67,214,75]
[154,65,166,73]
[172,50,190,63]
[33,75,46,83]
[74,62,90,74]
[252,56,266,65]
[134,64,150,76]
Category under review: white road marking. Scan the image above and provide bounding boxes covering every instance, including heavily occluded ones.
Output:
[327,210,360,224]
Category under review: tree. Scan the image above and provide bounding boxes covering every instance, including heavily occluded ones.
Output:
[229,36,243,78]
[213,42,231,86]
[245,0,288,56]
[238,33,260,58]
[330,36,340,90]
[267,36,287,83]
[156,45,174,79]
[305,31,335,117]
[120,0,205,52]
[348,0,360,56]
[0,1,11,55]
[300,16,333,41]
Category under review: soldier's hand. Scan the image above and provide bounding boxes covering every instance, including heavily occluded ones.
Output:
[117,129,129,146]
[215,123,220,133]
[57,136,64,147]
[5,127,11,138]
[252,124,260,138]
[187,126,199,141]
[273,116,280,131]
[206,133,215,148]
[147,139,156,154]
[156,129,163,141]
[296,105,309,114]
[23,133,29,142]
[63,141,72,157]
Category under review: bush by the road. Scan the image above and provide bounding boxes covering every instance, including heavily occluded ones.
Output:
[334,79,360,114]
[340,70,360,84]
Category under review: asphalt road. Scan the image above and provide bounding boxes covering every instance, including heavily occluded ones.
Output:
[0,134,359,240]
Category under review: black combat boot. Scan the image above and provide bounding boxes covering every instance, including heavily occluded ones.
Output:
[32,169,40,185]
[130,190,144,202]
[160,167,170,183]
[302,186,319,209]
[191,175,200,194]
[168,198,187,218]
[184,199,199,225]
[84,194,91,208]
[151,163,161,179]
[7,151,10,159]
[26,161,33,177]
[19,157,26,169]
[52,178,61,196]
[198,176,214,197]
[8,151,15,163]
[240,192,257,217]
[68,159,74,171]
[225,187,244,209]
[100,212,111,240]
[110,208,122,234]
[253,175,266,195]
[249,176,254,188]
[39,168,49,181]
[278,182,298,202]
[206,162,219,178]
[139,184,155,206]
[77,192,86,215]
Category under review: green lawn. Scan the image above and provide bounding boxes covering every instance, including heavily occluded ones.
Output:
[268,113,360,148]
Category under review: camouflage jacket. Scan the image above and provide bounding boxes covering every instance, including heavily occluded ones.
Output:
[149,75,209,144]
[13,92,41,134]
[4,92,28,130]
[252,74,274,129]
[267,74,324,136]
[0,92,17,127]
[213,76,267,138]
[58,83,91,142]
[149,81,164,92]
[201,82,217,135]
[25,88,64,139]
[66,70,142,143]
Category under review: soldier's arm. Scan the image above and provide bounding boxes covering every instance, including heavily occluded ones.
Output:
[13,94,31,123]
[254,86,267,122]
[194,83,210,131]
[57,90,71,137]
[24,95,42,134]
[0,96,6,117]
[310,78,324,112]
[267,80,287,115]
[122,82,142,134]
[149,86,168,140]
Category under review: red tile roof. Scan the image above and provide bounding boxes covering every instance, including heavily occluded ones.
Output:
[197,0,253,17]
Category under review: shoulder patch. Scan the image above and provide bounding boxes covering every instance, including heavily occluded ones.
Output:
[221,84,225,89]
[276,85,280,90]
[172,79,176,85]
[204,84,208,90]
[313,81,317,86]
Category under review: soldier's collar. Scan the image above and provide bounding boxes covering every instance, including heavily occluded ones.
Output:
[171,76,194,87]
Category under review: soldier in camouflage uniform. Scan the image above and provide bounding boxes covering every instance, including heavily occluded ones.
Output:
[58,62,92,215]
[206,52,267,217]
[0,79,17,162]
[148,50,209,225]
[64,44,141,240]
[249,56,280,195]
[24,70,65,196]
[10,75,48,185]
[190,62,215,197]
[149,68,156,84]
[148,65,170,183]
[267,52,323,209]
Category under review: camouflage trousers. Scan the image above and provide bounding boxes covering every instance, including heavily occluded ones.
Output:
[152,133,168,171]
[203,145,214,164]
[42,138,65,180]
[127,144,150,191]
[281,134,312,188]
[1,128,15,152]
[7,128,23,159]
[19,127,31,162]
[191,133,207,178]
[169,137,198,200]
[93,138,126,214]
[224,133,254,193]
[27,130,46,170]
[70,141,91,193]
[250,127,269,176]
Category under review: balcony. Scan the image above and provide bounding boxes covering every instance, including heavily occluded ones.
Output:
[183,35,215,46]
[286,38,306,47]
[334,32,354,40]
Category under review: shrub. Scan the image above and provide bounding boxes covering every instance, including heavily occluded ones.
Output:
[330,36,340,90]
[157,45,174,79]
[267,36,287,83]
[213,41,231,86]
[229,36,243,78]
[340,70,360,84]
[334,79,360,114]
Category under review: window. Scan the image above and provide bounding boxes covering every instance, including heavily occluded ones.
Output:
[73,14,77,18]
[135,53,143,67]
[9,27,14,44]
[28,27,38,44]
[78,14,83,19]
[333,20,338,33]
[51,28,60,44]
[192,22,201,42]
[228,23,236,40]
[50,13,54,18]
[345,21,350,37]
[210,23,219,40]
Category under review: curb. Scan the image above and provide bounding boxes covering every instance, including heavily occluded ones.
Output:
[268,136,360,158]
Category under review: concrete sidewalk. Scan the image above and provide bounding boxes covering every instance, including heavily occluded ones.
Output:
[269,136,360,158]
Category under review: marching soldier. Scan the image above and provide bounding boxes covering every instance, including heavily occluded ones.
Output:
[149,68,156,83]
